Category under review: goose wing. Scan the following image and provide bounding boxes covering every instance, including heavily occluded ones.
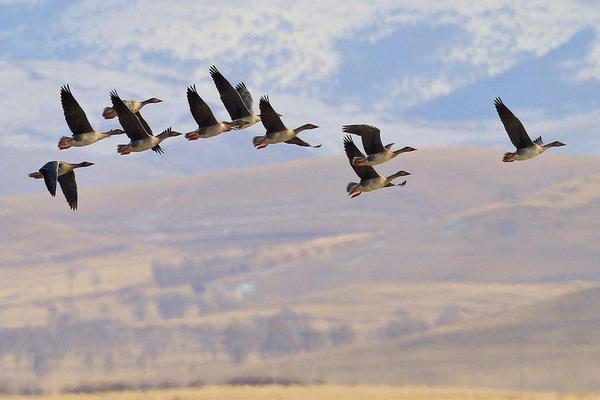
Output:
[110,90,151,141]
[285,136,321,148]
[235,82,254,114]
[135,111,153,135]
[60,85,93,135]
[494,97,533,150]
[187,84,218,127]
[342,124,384,154]
[209,65,251,119]
[57,170,78,210]
[39,161,59,197]
[259,96,286,134]
[344,136,379,180]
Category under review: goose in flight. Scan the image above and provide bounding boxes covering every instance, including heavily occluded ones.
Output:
[342,124,416,166]
[102,97,162,119]
[57,85,124,150]
[110,91,181,155]
[344,136,409,199]
[184,84,239,140]
[495,97,565,162]
[29,161,93,210]
[209,66,261,129]
[253,96,319,149]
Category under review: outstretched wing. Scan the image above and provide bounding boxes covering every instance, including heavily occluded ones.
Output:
[343,135,379,180]
[235,82,254,114]
[285,136,321,148]
[39,161,59,197]
[57,170,78,210]
[259,95,287,134]
[342,124,384,154]
[494,97,533,150]
[209,65,251,119]
[135,112,153,136]
[61,85,94,135]
[110,90,152,141]
[187,84,218,127]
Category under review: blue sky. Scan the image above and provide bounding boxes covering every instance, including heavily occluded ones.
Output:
[2,1,600,194]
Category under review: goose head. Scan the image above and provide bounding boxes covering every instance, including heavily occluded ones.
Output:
[76,161,95,168]
[102,107,117,119]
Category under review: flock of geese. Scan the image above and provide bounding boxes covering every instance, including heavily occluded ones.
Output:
[29,66,566,210]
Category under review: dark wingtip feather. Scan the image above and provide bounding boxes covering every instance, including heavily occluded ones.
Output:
[209,65,219,75]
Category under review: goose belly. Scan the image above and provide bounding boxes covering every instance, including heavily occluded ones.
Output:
[129,137,159,152]
[361,177,386,192]
[515,144,544,161]
[367,151,393,166]
[72,131,104,146]
[235,115,260,129]
[266,129,295,144]
[197,123,228,138]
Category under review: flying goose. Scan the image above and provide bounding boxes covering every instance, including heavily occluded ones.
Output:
[494,97,565,162]
[102,97,162,119]
[344,136,409,199]
[184,84,238,140]
[253,96,319,149]
[57,85,124,150]
[342,124,416,166]
[29,161,93,210]
[209,66,260,129]
[110,90,181,155]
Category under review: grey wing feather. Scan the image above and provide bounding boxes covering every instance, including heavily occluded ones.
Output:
[39,161,59,197]
[259,95,287,134]
[135,112,153,136]
[110,90,151,141]
[235,82,254,114]
[342,124,384,154]
[61,85,94,135]
[187,84,218,127]
[57,170,78,210]
[285,136,321,148]
[343,135,379,180]
[209,65,251,119]
[494,97,533,149]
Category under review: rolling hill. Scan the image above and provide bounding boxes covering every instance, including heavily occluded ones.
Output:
[1,146,600,393]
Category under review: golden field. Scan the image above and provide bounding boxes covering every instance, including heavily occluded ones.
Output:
[3,149,600,393]
[6,385,600,400]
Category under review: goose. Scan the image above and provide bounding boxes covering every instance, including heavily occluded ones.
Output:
[495,97,565,162]
[342,124,416,166]
[184,84,238,140]
[344,135,410,199]
[57,85,124,150]
[253,96,319,149]
[209,66,260,129]
[29,161,93,210]
[102,97,162,119]
[110,90,181,155]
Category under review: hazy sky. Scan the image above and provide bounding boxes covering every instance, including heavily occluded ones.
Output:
[2,1,600,193]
